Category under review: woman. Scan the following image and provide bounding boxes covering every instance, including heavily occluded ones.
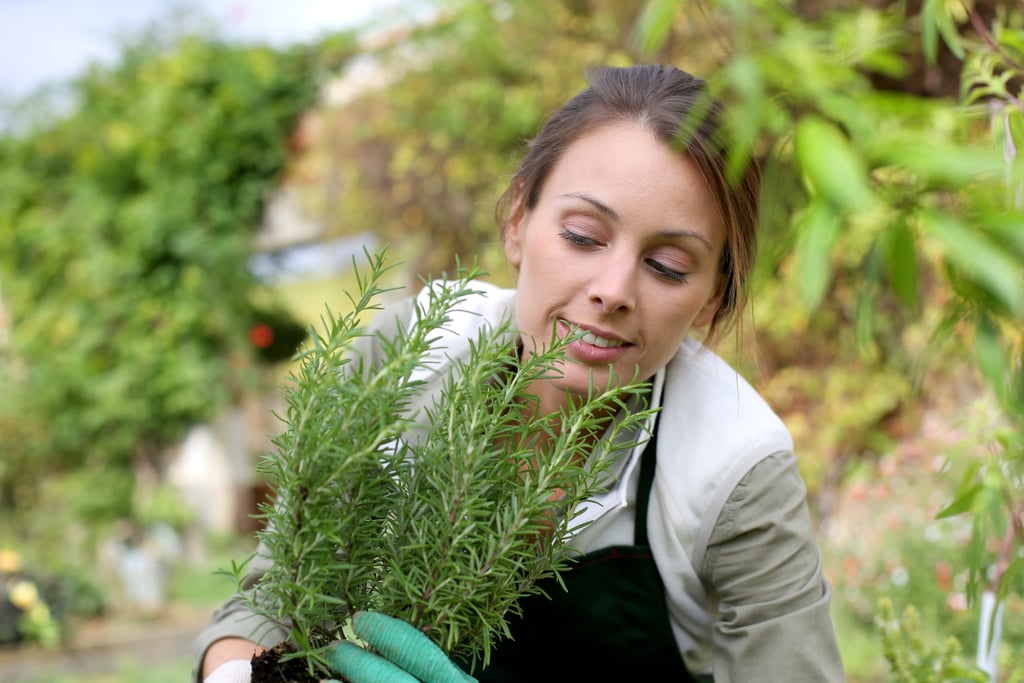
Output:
[197,63,846,682]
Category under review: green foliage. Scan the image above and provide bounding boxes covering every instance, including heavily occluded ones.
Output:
[936,401,1024,605]
[876,597,988,682]
[0,21,338,524]
[238,249,653,676]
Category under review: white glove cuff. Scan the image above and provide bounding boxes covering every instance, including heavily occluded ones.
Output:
[204,659,252,683]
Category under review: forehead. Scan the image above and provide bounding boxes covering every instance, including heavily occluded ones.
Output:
[540,122,724,247]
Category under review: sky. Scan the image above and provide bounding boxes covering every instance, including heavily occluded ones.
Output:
[0,0,399,100]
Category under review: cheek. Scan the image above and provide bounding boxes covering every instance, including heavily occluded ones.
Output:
[642,298,707,358]
[647,330,687,367]
[513,236,566,294]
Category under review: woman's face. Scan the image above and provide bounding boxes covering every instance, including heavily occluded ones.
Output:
[504,121,725,411]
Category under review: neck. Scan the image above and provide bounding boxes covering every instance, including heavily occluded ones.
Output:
[515,382,616,455]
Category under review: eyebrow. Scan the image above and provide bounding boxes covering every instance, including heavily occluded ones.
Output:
[563,192,620,221]
[561,191,714,252]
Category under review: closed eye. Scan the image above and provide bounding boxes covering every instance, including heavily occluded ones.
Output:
[559,229,600,248]
[645,258,688,283]
[561,227,689,283]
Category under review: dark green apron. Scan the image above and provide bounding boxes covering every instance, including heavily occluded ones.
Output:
[467,428,701,681]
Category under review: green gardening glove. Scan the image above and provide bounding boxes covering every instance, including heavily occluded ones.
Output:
[326,611,477,683]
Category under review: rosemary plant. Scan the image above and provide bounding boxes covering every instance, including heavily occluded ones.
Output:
[232,249,654,677]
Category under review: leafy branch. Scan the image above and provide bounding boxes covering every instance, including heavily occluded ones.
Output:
[233,248,655,676]
[875,597,988,683]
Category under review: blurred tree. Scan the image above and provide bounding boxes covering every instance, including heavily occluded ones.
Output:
[0,16,354,540]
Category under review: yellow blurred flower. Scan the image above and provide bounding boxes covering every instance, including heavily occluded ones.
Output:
[0,549,22,574]
[9,580,39,609]
[27,601,51,621]
[24,601,60,649]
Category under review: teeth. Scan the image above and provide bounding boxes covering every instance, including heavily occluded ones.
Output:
[579,328,624,348]
[563,321,625,348]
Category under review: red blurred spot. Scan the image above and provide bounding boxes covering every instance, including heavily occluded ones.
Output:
[250,323,274,348]
[935,560,953,590]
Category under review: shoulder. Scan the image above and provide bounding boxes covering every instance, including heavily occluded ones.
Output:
[353,279,515,364]
[343,294,414,371]
[659,338,793,463]
[365,294,416,338]
[413,278,516,326]
[408,278,517,374]
[650,339,796,564]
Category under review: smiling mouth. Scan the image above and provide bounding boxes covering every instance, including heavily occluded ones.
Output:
[563,321,626,349]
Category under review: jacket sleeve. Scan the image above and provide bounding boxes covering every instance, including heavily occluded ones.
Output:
[703,451,847,682]
[190,295,416,682]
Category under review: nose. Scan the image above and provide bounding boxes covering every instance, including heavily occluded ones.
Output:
[588,254,637,314]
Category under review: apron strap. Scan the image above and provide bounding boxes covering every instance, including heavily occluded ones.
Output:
[633,422,658,546]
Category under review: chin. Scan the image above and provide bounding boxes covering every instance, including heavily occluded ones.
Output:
[562,366,620,397]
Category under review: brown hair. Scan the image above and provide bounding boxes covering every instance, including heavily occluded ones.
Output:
[496,64,760,345]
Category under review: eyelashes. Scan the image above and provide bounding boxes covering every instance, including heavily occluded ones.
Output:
[558,228,598,247]
[645,259,687,283]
